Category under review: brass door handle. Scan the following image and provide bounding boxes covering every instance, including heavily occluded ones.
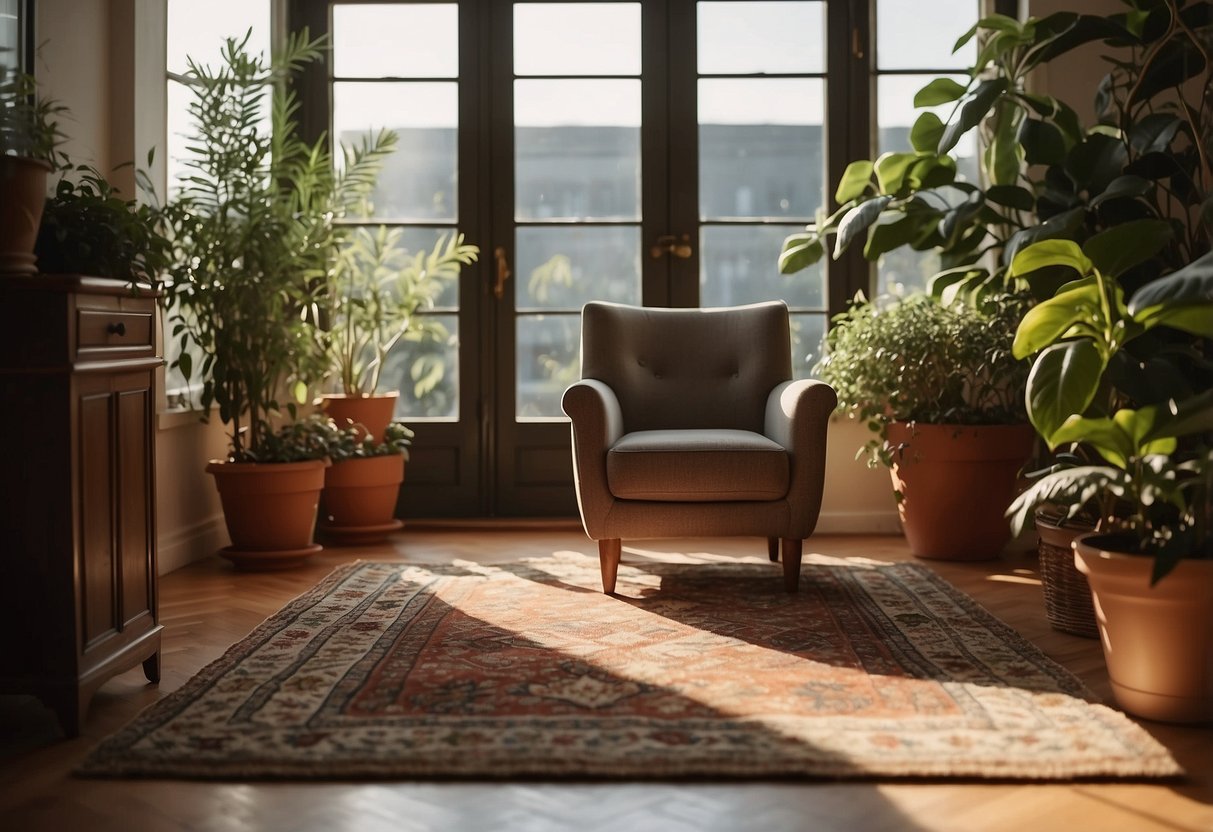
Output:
[493,246,511,300]
[650,234,693,259]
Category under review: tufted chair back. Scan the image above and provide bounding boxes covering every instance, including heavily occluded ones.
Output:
[580,301,792,434]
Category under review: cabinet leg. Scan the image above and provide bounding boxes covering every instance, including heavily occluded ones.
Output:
[781,538,803,594]
[143,650,161,684]
[40,689,83,738]
[598,538,622,594]
[767,537,780,562]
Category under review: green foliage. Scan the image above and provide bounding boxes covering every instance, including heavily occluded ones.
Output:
[1007,239,1213,580]
[0,66,66,164]
[249,414,347,463]
[814,291,1030,467]
[778,1,1212,305]
[323,419,415,463]
[329,226,478,396]
[162,29,394,461]
[35,160,170,282]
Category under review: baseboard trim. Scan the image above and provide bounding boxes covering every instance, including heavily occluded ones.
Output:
[814,510,903,535]
[158,513,228,575]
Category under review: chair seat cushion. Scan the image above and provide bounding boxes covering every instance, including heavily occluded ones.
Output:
[607,429,789,502]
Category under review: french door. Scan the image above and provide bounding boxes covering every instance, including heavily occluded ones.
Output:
[296,0,841,516]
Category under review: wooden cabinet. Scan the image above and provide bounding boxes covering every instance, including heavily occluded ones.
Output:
[0,275,162,737]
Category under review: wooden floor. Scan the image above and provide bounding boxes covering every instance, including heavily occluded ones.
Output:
[1,530,1210,832]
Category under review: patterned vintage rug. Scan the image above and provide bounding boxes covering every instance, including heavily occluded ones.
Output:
[78,555,1180,780]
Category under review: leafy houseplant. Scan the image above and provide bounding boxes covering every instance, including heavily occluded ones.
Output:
[322,225,479,442]
[164,29,394,568]
[0,66,66,274]
[318,421,415,543]
[816,291,1033,559]
[779,2,1211,304]
[35,160,171,282]
[1006,240,1213,723]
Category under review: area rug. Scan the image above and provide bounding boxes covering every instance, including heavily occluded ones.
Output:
[77,554,1181,780]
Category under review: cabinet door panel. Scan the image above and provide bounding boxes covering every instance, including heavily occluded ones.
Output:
[117,382,153,626]
[78,389,116,648]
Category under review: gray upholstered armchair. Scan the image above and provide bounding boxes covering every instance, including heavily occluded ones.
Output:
[561,300,837,594]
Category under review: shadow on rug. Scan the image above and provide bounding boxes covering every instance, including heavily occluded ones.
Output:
[77,554,1181,780]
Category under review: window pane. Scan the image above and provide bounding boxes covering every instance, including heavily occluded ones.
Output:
[700,225,824,309]
[516,226,641,310]
[334,82,458,221]
[167,0,269,75]
[877,74,978,181]
[877,0,978,69]
[699,79,823,220]
[515,79,641,221]
[515,3,641,76]
[1,0,19,74]
[517,314,580,419]
[791,313,827,379]
[698,1,824,74]
[333,4,458,78]
[383,313,459,420]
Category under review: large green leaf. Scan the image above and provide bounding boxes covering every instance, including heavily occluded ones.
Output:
[1011,276,1102,358]
[1087,174,1152,207]
[1018,119,1066,166]
[1002,207,1085,265]
[1008,239,1092,280]
[1025,340,1106,443]
[1127,249,1213,318]
[1050,415,1134,467]
[1142,388,1213,443]
[914,78,968,107]
[1083,218,1173,278]
[910,112,945,153]
[1065,132,1129,195]
[834,196,893,257]
[778,232,825,275]
[939,78,1008,154]
[835,160,875,203]
[874,153,927,194]
[864,214,936,260]
[985,184,1035,211]
[988,109,1024,186]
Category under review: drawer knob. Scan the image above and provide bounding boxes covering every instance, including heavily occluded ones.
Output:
[107,322,127,336]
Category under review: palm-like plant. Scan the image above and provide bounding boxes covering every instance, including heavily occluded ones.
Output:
[163,29,395,461]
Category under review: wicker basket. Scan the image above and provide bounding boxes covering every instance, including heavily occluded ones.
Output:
[1035,511,1099,639]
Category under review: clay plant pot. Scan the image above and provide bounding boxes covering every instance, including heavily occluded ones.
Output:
[320,392,399,442]
[206,458,330,570]
[1035,508,1099,639]
[885,421,1035,560]
[320,453,406,545]
[1074,533,1213,725]
[0,156,51,275]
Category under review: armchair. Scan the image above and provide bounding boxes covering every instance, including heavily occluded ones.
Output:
[561,301,837,593]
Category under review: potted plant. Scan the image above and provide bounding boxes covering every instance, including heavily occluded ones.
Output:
[815,290,1032,559]
[162,30,393,569]
[1008,241,1213,723]
[35,159,170,282]
[322,224,478,441]
[0,66,65,274]
[319,421,414,544]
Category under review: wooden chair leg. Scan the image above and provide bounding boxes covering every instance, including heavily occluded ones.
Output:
[598,538,622,594]
[781,538,803,594]
[767,537,780,562]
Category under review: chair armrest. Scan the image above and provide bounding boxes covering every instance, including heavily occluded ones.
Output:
[765,379,838,536]
[561,379,624,538]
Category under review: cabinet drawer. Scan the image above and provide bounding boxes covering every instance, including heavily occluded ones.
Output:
[76,298,155,358]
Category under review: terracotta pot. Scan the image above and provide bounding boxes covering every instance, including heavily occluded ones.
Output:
[206,458,329,570]
[320,453,406,544]
[0,156,51,275]
[1035,508,1099,638]
[885,421,1034,560]
[1074,533,1213,724]
[320,392,399,442]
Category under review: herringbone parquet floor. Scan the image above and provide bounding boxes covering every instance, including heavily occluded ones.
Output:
[1,528,1209,832]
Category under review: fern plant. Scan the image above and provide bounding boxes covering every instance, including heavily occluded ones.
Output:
[162,29,395,461]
